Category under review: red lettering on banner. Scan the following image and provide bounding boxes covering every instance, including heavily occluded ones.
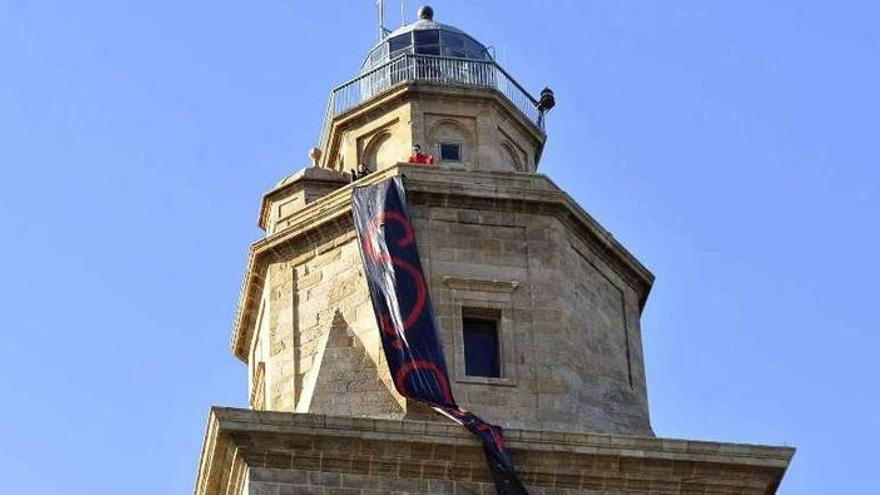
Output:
[394,359,454,405]
[364,210,427,349]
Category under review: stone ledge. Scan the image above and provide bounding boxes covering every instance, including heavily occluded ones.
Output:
[441,276,520,293]
[194,407,794,495]
[257,166,349,231]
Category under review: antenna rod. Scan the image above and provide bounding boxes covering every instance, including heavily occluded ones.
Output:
[377,0,386,41]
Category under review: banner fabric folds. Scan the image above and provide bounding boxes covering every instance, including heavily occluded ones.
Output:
[351,177,528,495]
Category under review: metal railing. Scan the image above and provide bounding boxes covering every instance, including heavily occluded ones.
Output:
[317,54,543,150]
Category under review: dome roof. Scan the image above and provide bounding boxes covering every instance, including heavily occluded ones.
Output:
[385,17,467,38]
[361,11,492,71]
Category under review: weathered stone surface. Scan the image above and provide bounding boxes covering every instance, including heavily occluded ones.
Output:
[317,83,545,178]
[234,164,654,434]
[199,28,794,494]
[194,408,794,495]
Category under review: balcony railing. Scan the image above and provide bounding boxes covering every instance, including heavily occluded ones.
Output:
[317,54,543,150]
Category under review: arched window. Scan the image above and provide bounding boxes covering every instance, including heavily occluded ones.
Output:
[363,132,393,171]
[501,142,525,172]
[428,120,473,165]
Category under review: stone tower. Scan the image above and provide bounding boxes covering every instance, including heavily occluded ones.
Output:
[195,6,793,494]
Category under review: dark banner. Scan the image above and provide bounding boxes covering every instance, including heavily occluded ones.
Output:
[352,177,527,495]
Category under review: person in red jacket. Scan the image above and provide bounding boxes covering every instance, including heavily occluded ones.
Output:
[408,144,435,165]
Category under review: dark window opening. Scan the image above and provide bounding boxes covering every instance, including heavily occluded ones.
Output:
[463,315,500,378]
[414,29,440,45]
[415,44,440,55]
[443,47,467,58]
[440,143,461,162]
[414,30,440,56]
[388,34,412,53]
[442,31,465,49]
[468,38,491,59]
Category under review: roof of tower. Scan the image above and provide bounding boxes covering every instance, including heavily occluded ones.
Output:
[387,17,467,38]
[361,5,492,71]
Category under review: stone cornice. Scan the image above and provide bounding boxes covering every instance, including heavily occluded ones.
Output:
[230,164,655,362]
[257,167,349,231]
[398,166,656,305]
[194,407,794,495]
[442,276,520,293]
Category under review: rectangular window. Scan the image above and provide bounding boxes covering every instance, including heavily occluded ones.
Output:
[462,315,501,378]
[441,31,465,49]
[388,34,412,52]
[414,30,440,56]
[414,29,440,45]
[440,142,461,162]
[415,44,440,55]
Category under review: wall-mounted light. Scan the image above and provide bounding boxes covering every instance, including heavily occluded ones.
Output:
[537,87,556,129]
[537,87,556,113]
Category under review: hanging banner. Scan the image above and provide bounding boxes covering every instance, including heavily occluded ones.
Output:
[352,177,528,495]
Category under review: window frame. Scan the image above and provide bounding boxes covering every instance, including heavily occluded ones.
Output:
[439,142,462,162]
[444,277,519,387]
[462,309,502,378]
[388,33,412,53]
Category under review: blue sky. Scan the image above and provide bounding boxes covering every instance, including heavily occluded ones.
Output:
[1,1,877,493]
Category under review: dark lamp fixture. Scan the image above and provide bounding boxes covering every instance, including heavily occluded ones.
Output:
[537,87,556,113]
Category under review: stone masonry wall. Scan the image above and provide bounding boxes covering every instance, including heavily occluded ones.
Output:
[194,408,792,495]
[409,197,651,435]
[247,171,651,435]
[256,220,407,417]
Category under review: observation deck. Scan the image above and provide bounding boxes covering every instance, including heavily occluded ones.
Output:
[317,8,545,153]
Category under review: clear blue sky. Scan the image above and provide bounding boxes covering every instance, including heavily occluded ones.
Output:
[1,1,877,493]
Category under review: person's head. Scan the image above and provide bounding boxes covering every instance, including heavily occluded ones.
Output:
[412,144,421,154]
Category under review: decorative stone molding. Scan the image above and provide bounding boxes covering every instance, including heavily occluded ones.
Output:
[441,276,520,293]
[194,408,794,495]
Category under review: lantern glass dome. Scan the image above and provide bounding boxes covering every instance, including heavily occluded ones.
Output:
[362,18,493,72]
